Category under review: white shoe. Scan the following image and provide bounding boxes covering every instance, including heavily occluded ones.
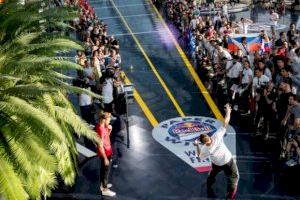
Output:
[286,159,297,167]
[112,164,118,168]
[88,124,95,129]
[102,188,116,197]
[100,183,112,191]
[110,115,117,120]
[233,105,238,111]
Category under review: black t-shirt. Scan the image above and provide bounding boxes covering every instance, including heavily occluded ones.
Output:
[275,38,284,47]
[277,92,293,121]
[287,30,299,41]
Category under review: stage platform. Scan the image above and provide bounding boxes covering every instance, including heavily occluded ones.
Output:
[50,0,300,199]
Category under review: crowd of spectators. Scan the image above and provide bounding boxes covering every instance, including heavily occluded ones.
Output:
[160,0,300,167]
[64,0,127,197]
[69,0,126,123]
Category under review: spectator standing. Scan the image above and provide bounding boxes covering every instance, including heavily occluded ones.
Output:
[79,79,95,125]
[275,32,287,47]
[254,82,276,139]
[226,56,243,100]
[240,60,253,114]
[270,9,279,28]
[282,94,300,166]
[287,23,299,42]
[239,18,253,34]
[257,60,272,81]
[96,112,116,197]
[222,2,229,19]
[102,70,114,113]
[276,79,293,140]
[83,59,95,87]
[252,68,270,135]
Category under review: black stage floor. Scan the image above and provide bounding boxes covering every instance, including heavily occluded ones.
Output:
[51,0,300,199]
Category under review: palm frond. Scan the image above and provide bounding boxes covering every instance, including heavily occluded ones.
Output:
[3,84,57,99]
[53,106,99,142]
[14,32,41,46]
[0,153,28,200]
[55,79,103,99]
[0,96,67,142]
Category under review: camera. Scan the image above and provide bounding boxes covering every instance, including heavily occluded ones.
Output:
[256,83,268,94]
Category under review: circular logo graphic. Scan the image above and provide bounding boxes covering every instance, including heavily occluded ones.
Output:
[168,121,217,141]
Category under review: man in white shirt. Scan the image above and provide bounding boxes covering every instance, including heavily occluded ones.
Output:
[270,9,279,27]
[239,18,253,34]
[222,2,228,19]
[79,79,95,125]
[194,104,239,199]
[102,73,114,113]
[83,60,95,86]
[226,56,243,100]
[240,60,253,114]
[252,68,270,91]
[226,58,243,80]
[217,46,232,60]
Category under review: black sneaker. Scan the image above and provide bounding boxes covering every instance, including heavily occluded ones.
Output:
[252,132,261,137]
[207,187,217,198]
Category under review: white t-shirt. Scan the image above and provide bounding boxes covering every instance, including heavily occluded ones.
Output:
[200,127,232,166]
[102,78,114,104]
[226,62,243,78]
[270,12,279,26]
[79,91,92,106]
[239,22,250,34]
[222,4,228,16]
[264,67,272,81]
[242,68,253,84]
[83,67,95,85]
[253,75,270,89]
[220,49,232,60]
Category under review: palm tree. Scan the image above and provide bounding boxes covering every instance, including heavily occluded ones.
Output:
[0,1,101,199]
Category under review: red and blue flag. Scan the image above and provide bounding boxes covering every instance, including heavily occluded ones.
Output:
[227,33,263,53]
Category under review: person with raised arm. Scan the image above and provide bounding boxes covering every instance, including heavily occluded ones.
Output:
[194,104,239,199]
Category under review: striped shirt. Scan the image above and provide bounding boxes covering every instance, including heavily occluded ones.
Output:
[200,127,232,166]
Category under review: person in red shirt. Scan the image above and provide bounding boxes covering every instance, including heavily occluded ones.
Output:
[96,112,116,197]
[276,41,288,58]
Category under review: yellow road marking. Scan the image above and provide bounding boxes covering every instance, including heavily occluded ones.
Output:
[148,1,224,121]
[109,0,185,118]
[123,75,158,127]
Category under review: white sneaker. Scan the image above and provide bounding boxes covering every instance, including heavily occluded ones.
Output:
[112,164,118,168]
[286,159,297,167]
[110,116,117,120]
[233,105,238,111]
[102,188,116,197]
[100,183,112,191]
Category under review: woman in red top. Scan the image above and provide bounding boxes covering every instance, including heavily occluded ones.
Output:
[96,112,116,197]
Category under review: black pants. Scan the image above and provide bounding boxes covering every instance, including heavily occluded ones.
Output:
[207,158,239,199]
[254,105,273,136]
[104,102,113,113]
[100,156,111,188]
[80,105,95,125]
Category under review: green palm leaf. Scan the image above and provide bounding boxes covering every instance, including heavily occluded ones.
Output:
[0,154,28,200]
[0,0,103,199]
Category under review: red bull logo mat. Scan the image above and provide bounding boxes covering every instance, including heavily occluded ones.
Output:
[152,117,236,172]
